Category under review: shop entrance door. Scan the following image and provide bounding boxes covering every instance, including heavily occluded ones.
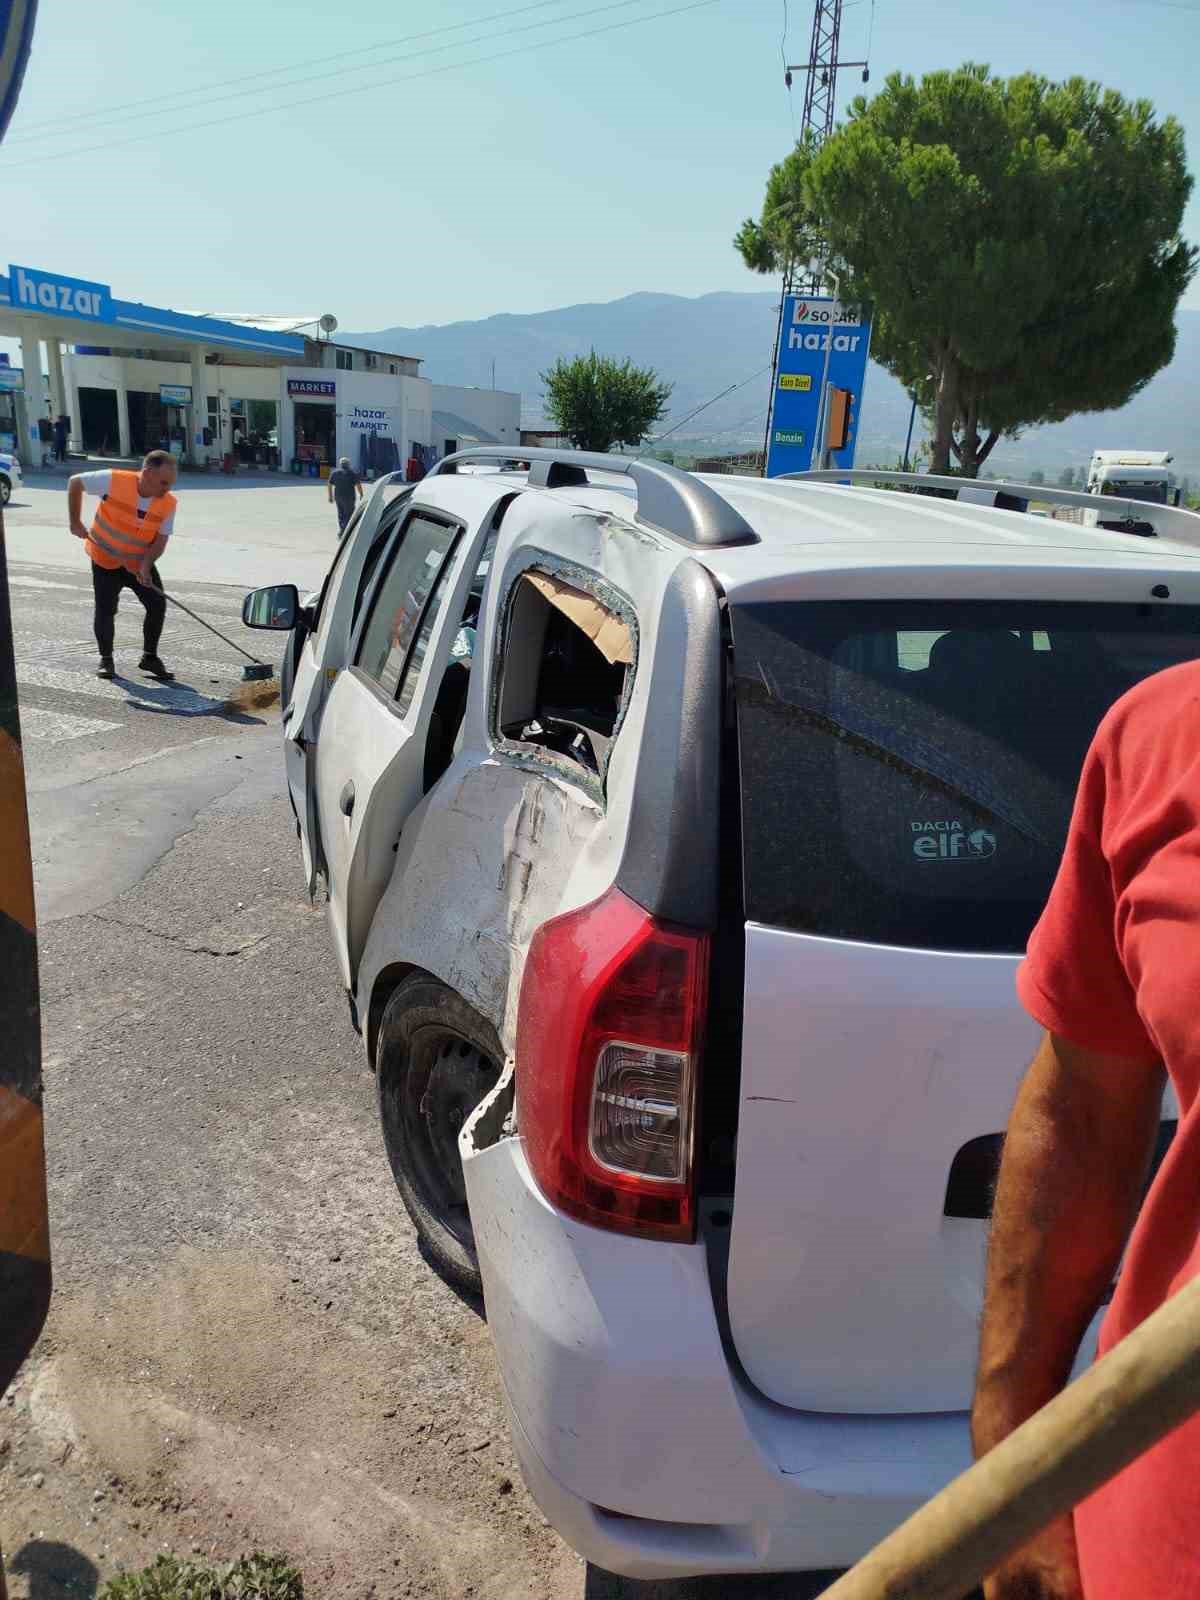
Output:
[78,388,119,454]
[293,401,335,473]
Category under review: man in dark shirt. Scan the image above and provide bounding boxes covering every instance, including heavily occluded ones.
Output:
[327,456,363,533]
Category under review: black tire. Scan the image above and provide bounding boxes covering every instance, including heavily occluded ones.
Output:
[0,475,10,507]
[376,973,503,1294]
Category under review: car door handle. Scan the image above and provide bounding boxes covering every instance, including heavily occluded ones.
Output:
[339,780,356,817]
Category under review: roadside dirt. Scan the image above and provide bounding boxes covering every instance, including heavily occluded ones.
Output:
[3,1250,580,1600]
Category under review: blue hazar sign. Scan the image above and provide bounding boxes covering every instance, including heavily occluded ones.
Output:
[765,295,872,478]
[8,264,114,323]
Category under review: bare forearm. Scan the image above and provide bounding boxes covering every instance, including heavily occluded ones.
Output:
[67,477,86,533]
[137,535,168,580]
[973,1033,1162,1452]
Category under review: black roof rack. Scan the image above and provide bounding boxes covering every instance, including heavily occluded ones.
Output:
[782,469,1200,544]
[429,446,758,548]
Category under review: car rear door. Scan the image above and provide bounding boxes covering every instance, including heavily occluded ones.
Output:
[722,581,1200,1415]
[312,500,491,991]
[283,480,409,890]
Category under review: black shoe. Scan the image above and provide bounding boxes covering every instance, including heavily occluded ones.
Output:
[96,656,115,680]
[139,653,175,682]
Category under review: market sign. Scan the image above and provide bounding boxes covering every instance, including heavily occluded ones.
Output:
[287,378,335,398]
[9,263,113,323]
[765,295,873,478]
[348,405,395,434]
[159,383,192,405]
[0,367,24,393]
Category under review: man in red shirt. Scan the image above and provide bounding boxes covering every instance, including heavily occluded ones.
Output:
[973,660,1200,1598]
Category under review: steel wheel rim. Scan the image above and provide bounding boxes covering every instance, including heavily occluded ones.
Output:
[400,1027,496,1250]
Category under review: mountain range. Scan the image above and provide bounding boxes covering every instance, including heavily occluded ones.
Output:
[344,291,1200,479]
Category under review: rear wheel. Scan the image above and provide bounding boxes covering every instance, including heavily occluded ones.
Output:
[0,475,11,506]
[376,974,503,1294]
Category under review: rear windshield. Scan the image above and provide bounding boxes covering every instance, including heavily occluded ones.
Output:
[732,601,1200,954]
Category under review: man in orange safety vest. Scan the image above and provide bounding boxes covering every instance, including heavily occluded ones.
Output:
[67,450,178,681]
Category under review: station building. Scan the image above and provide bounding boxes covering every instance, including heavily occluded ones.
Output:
[0,263,520,475]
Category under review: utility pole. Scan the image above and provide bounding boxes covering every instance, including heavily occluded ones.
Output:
[763,0,869,468]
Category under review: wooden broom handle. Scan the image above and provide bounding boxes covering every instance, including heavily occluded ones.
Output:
[818,1274,1200,1599]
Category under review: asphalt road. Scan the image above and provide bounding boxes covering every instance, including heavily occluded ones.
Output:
[1,491,844,1600]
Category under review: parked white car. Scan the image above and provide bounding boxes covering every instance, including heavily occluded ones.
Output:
[0,450,22,505]
[246,457,1198,1581]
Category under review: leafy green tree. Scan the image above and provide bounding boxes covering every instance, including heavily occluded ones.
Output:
[1058,466,1078,488]
[735,65,1195,476]
[1029,469,1046,486]
[540,351,672,453]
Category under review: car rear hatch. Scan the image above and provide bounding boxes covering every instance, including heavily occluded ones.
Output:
[723,586,1200,1414]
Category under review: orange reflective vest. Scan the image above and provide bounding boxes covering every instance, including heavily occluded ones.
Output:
[85,470,176,572]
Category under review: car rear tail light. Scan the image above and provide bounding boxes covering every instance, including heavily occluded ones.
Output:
[515,886,710,1242]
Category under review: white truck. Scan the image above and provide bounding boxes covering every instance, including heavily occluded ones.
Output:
[1087,449,1179,506]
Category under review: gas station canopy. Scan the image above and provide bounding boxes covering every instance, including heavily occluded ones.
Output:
[0,263,306,364]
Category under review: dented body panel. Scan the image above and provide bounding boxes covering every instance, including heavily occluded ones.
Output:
[460,1133,969,1580]
[356,489,691,1059]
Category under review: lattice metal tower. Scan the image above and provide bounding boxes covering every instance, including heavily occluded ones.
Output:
[799,0,844,147]
[763,4,870,465]
[784,0,867,290]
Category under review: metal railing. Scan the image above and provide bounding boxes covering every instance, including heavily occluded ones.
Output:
[428,446,758,549]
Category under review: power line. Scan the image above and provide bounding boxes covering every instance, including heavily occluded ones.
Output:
[781,0,797,139]
[6,0,581,140]
[647,364,773,446]
[7,0,678,148]
[0,0,724,170]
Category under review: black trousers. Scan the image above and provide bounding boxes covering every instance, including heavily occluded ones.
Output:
[91,561,166,657]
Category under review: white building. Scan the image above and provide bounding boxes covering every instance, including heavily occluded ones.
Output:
[0,264,519,477]
[432,383,521,455]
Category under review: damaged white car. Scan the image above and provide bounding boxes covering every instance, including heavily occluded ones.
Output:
[245,455,1198,1581]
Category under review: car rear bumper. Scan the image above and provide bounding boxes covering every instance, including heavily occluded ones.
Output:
[463,1135,972,1580]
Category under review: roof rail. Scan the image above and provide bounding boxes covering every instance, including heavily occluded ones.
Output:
[782,469,1200,544]
[429,446,758,548]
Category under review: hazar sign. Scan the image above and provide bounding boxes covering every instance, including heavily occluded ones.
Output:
[9,264,114,323]
[765,295,872,478]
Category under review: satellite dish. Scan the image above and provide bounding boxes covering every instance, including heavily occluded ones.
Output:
[319,313,338,336]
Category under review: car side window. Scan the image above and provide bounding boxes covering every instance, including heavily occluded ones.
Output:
[356,513,460,701]
[351,503,406,630]
[395,558,457,719]
[494,566,635,785]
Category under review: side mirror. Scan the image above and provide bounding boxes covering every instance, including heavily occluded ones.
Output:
[243,584,299,630]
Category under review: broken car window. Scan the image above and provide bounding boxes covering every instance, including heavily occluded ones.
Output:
[497,570,633,780]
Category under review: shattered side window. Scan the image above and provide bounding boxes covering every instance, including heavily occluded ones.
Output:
[494,568,635,784]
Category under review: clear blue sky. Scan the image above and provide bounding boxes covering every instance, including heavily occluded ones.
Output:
[1,0,1197,343]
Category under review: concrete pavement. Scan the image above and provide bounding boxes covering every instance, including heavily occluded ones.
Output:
[5,470,343,591]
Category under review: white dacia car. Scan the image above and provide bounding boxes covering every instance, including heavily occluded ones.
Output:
[245,453,1195,1581]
